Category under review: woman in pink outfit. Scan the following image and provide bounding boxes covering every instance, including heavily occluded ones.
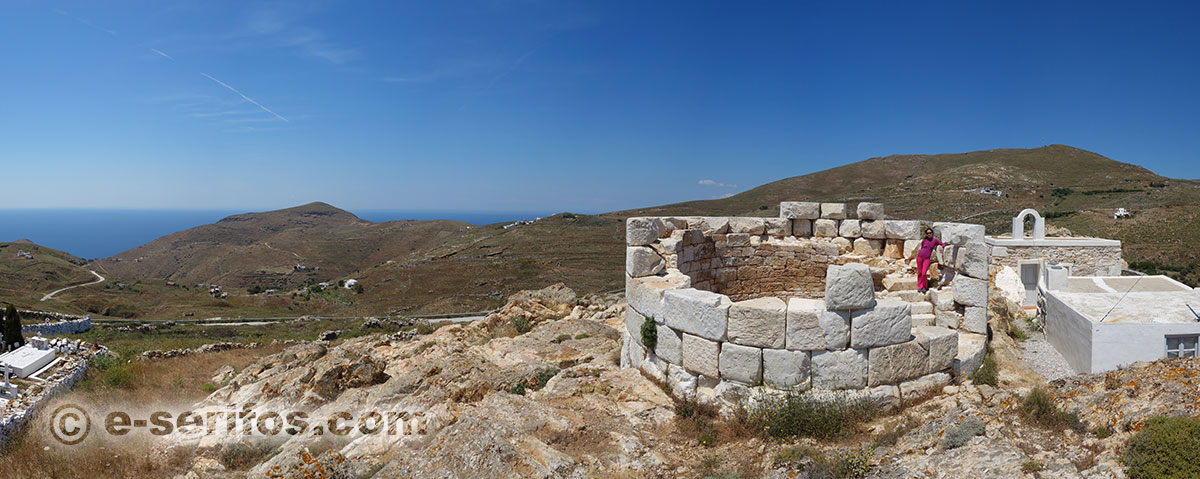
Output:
[916,227,945,293]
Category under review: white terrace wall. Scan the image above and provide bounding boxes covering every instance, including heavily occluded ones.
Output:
[622,202,991,411]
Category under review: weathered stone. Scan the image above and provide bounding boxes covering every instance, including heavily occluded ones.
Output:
[763,349,810,390]
[882,275,917,292]
[831,237,852,254]
[627,276,680,320]
[933,289,956,311]
[718,342,762,385]
[625,308,646,340]
[818,310,851,350]
[824,263,876,310]
[786,298,822,350]
[857,202,884,220]
[626,246,664,277]
[935,309,961,329]
[667,366,699,400]
[852,237,883,256]
[790,219,812,237]
[727,297,786,348]
[725,233,751,247]
[935,222,986,246]
[681,333,720,378]
[962,306,987,334]
[861,220,886,239]
[728,217,766,235]
[639,352,667,382]
[884,220,922,240]
[820,203,847,219]
[811,349,867,390]
[899,372,951,399]
[850,300,912,348]
[883,240,904,259]
[687,217,730,234]
[915,326,957,373]
[955,242,990,279]
[780,202,820,220]
[868,340,927,386]
[910,313,936,328]
[626,217,662,246]
[663,289,730,341]
[813,219,839,237]
[903,239,921,260]
[952,275,988,307]
[839,219,861,238]
[764,218,790,237]
[910,301,933,315]
[655,324,683,364]
[953,333,987,378]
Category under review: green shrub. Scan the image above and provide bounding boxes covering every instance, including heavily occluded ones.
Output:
[1021,460,1043,473]
[640,316,657,351]
[510,315,531,334]
[573,333,590,340]
[1095,426,1113,439]
[201,382,217,393]
[1019,387,1084,432]
[1123,416,1200,479]
[969,352,998,387]
[415,320,437,335]
[746,392,875,440]
[531,367,559,391]
[105,365,133,388]
[773,446,872,479]
[553,334,572,343]
[942,417,985,449]
[89,353,119,371]
[510,383,526,395]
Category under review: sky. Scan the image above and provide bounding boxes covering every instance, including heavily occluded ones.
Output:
[2,1,1199,213]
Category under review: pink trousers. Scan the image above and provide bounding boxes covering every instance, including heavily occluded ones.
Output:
[917,256,931,290]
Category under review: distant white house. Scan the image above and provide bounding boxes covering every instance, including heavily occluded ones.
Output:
[979,188,1003,197]
[344,279,359,289]
[1114,208,1131,219]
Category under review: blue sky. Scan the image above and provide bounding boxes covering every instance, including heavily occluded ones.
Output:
[2,1,1198,212]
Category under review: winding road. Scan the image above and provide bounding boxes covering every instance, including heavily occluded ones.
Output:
[41,270,105,301]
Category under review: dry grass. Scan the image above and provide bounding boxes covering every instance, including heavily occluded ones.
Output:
[0,346,281,479]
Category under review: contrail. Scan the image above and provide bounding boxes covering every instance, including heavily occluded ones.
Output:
[199,73,288,122]
[149,48,173,60]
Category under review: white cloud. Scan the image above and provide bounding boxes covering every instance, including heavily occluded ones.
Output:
[698,179,737,188]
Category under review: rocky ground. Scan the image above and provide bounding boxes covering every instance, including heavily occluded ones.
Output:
[138,284,1198,479]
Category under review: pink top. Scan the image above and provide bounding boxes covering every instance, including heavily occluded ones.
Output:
[917,236,945,259]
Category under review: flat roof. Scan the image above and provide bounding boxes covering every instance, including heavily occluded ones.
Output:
[0,346,55,369]
[1052,276,1200,324]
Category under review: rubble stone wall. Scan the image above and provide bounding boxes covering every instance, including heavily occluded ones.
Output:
[22,317,92,336]
[991,244,1123,276]
[623,202,991,410]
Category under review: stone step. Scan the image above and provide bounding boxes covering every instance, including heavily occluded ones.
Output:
[911,313,937,328]
[910,301,934,315]
[896,291,928,303]
[953,333,988,378]
[882,275,918,292]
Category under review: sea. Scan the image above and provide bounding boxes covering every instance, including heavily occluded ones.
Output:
[0,209,557,260]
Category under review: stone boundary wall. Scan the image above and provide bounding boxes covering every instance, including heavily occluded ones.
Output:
[622,202,991,411]
[989,243,1123,277]
[0,348,99,443]
[22,317,92,336]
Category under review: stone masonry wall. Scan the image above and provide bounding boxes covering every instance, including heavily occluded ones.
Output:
[991,245,1123,276]
[22,318,92,336]
[623,202,991,412]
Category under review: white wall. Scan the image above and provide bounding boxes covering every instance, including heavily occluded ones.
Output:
[1043,288,1095,374]
[1091,323,1200,372]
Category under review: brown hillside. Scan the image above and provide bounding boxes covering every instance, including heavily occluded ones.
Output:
[94,202,473,290]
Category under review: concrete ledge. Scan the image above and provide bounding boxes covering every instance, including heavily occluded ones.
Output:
[985,237,1121,247]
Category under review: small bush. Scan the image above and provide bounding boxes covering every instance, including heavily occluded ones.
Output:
[1019,387,1084,432]
[746,392,875,440]
[1021,460,1043,473]
[553,334,571,343]
[1095,426,1113,439]
[1122,416,1200,479]
[773,446,872,479]
[201,382,217,393]
[573,333,590,340]
[89,353,119,371]
[105,365,133,388]
[942,417,985,449]
[969,352,999,387]
[1008,324,1030,342]
[510,315,532,334]
[531,367,559,391]
[640,316,657,351]
[510,383,526,395]
[415,320,437,335]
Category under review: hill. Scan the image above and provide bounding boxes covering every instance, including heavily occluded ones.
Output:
[0,241,96,307]
[93,202,474,291]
